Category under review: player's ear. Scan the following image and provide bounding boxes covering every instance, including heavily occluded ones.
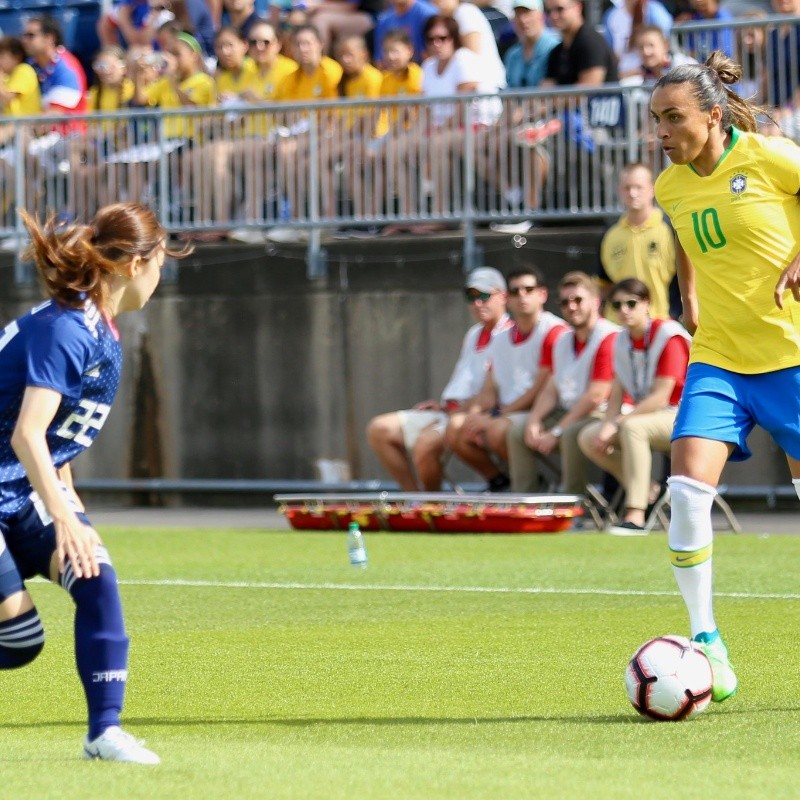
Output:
[708,104,723,128]
[126,255,143,278]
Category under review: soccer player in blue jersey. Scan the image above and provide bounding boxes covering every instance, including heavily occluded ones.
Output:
[0,203,188,763]
[650,52,800,703]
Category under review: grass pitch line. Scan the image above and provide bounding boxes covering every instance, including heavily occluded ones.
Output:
[116,578,800,601]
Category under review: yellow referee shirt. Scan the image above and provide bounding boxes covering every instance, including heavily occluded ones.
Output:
[656,127,800,373]
[599,208,675,320]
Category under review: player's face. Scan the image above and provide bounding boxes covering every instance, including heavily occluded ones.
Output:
[466,288,506,325]
[123,240,166,312]
[650,83,718,166]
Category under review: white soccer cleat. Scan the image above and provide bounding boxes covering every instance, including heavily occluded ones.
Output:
[83,726,161,765]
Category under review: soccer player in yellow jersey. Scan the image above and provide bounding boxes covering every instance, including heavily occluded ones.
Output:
[650,51,800,705]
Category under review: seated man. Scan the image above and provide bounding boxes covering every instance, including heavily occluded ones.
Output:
[367,267,511,490]
[578,278,691,534]
[447,264,568,491]
[508,271,619,493]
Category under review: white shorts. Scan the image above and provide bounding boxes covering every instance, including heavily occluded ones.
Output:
[397,409,447,451]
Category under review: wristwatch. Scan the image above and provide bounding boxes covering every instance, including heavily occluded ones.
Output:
[549,425,563,439]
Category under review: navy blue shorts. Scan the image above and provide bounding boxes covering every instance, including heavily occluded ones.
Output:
[0,495,91,602]
[672,362,800,461]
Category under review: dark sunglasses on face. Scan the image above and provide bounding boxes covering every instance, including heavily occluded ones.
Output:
[610,299,640,311]
[509,284,538,296]
[249,38,274,46]
[465,289,492,303]
[559,295,584,308]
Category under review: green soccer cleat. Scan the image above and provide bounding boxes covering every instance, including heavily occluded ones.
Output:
[693,631,738,703]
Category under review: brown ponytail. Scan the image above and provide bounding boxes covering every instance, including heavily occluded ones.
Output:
[654,50,772,134]
[19,203,191,311]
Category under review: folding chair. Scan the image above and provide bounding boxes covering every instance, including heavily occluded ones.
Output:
[643,486,742,533]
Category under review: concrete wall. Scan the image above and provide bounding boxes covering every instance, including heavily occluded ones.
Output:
[0,228,791,491]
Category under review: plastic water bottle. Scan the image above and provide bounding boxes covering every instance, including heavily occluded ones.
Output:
[347,522,367,569]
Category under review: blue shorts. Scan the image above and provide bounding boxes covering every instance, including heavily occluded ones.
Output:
[672,362,800,462]
[0,494,91,601]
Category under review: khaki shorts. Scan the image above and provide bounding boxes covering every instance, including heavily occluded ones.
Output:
[397,409,447,451]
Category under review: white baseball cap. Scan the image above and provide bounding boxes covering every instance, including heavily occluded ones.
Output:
[465,267,506,293]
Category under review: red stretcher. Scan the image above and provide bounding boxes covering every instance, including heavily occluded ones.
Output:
[275,492,584,534]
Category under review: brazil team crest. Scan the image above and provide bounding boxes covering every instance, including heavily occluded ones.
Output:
[730,174,747,194]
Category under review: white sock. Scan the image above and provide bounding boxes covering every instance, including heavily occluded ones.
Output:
[667,476,717,638]
[793,478,800,502]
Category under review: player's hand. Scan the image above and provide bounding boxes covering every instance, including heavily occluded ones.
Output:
[774,258,800,309]
[55,515,102,579]
[523,422,542,450]
[536,432,559,455]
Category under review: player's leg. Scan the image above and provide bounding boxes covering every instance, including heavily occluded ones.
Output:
[668,364,751,702]
[446,414,508,488]
[366,410,420,491]
[505,418,543,492]
[0,538,45,669]
[5,495,160,765]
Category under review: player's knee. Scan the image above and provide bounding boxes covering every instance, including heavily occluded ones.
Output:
[666,475,716,550]
[0,609,45,669]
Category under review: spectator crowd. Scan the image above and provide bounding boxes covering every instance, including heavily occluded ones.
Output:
[0,0,799,243]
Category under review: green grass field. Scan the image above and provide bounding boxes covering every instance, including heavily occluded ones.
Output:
[2,526,799,799]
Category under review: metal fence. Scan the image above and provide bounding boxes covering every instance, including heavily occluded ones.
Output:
[2,15,799,278]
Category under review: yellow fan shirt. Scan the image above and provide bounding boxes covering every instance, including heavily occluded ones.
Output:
[339,62,382,130]
[656,127,800,373]
[145,71,216,138]
[88,78,135,111]
[274,56,342,103]
[376,63,423,137]
[3,62,41,117]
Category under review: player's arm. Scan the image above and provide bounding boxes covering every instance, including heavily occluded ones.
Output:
[624,376,676,416]
[56,462,85,513]
[675,237,698,334]
[774,244,800,309]
[11,387,100,579]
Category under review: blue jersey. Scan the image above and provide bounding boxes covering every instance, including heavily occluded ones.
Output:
[0,300,122,516]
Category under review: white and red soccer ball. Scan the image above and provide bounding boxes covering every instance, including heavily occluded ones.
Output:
[625,635,713,721]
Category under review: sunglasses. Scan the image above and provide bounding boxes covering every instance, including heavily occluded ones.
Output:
[559,295,584,308]
[509,284,538,296]
[610,298,641,311]
[465,289,493,303]
[249,37,274,46]
[426,34,451,43]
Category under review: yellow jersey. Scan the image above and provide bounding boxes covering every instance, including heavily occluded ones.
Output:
[3,62,41,117]
[274,56,342,103]
[339,63,382,131]
[146,71,216,138]
[247,54,298,101]
[89,79,135,112]
[599,208,675,320]
[656,127,800,373]
[376,63,423,137]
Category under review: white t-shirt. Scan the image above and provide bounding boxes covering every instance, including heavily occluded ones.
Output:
[453,2,507,90]
[422,48,502,127]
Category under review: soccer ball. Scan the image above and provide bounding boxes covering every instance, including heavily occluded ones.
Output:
[625,635,713,721]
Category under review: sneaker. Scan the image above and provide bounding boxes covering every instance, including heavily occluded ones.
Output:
[83,726,161,765]
[607,520,648,536]
[266,226,308,244]
[228,227,266,244]
[490,221,532,234]
[693,630,738,702]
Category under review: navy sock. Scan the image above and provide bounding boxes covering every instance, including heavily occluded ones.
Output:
[62,553,129,741]
[0,608,45,668]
